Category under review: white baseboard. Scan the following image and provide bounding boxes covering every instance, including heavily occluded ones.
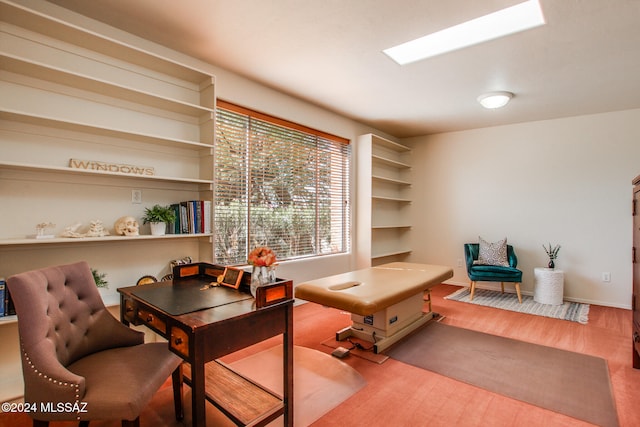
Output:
[441,280,631,309]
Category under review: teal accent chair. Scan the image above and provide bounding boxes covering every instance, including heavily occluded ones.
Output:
[464,243,523,303]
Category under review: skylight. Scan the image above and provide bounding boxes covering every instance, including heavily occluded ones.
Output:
[383,0,546,65]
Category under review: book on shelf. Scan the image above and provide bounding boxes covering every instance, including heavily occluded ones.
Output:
[0,278,5,317]
[169,200,211,235]
[2,279,14,317]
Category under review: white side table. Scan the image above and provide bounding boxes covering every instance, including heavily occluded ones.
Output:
[534,268,564,305]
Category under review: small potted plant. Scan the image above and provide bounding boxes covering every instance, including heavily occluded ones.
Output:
[91,268,108,288]
[543,243,561,269]
[142,204,176,236]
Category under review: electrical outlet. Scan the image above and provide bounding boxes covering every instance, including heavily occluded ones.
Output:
[131,189,142,204]
[457,258,463,267]
[602,272,611,282]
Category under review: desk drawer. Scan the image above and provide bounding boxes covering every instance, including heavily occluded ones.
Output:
[123,298,137,324]
[137,307,167,335]
[170,326,189,358]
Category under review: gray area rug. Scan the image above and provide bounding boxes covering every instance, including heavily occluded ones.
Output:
[387,322,619,427]
[445,287,589,324]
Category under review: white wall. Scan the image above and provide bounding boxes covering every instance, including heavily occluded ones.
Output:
[404,109,640,308]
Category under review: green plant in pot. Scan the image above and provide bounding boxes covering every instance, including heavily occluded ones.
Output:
[543,243,561,269]
[91,268,108,288]
[142,204,176,236]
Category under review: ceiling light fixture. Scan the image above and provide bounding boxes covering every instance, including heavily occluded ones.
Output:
[477,91,514,109]
[383,0,545,65]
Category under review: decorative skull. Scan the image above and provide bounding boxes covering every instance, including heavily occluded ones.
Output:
[114,216,139,236]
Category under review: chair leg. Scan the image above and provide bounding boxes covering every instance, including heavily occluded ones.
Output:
[33,420,48,427]
[79,422,89,427]
[501,282,505,293]
[469,281,476,300]
[172,363,184,420]
[122,417,139,427]
[514,283,523,303]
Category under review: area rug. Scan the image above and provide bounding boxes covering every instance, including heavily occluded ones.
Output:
[387,322,619,427]
[229,344,366,427]
[445,287,590,324]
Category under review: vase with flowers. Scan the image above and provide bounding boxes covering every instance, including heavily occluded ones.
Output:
[543,243,561,269]
[248,246,278,298]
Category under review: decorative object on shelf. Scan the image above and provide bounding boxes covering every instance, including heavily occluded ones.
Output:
[60,222,84,238]
[142,204,177,236]
[69,158,155,176]
[543,243,561,269]
[91,268,108,288]
[170,256,193,269]
[85,220,110,237]
[136,275,157,286]
[162,257,191,283]
[248,246,278,298]
[35,222,56,239]
[114,216,140,236]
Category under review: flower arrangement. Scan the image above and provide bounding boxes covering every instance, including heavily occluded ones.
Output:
[248,246,277,297]
[248,246,277,267]
[543,243,561,268]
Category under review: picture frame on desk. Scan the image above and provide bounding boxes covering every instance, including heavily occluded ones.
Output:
[220,267,243,289]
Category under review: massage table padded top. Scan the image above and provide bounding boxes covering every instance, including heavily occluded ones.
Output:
[294,262,453,316]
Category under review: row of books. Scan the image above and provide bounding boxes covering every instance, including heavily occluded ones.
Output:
[168,200,212,235]
[0,277,16,317]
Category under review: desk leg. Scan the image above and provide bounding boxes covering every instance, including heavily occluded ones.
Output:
[283,304,294,427]
[172,364,184,420]
[191,350,206,427]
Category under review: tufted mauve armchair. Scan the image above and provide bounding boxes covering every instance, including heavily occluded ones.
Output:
[6,261,183,427]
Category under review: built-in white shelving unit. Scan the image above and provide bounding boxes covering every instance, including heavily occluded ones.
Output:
[356,133,412,268]
[0,2,218,281]
[0,0,218,400]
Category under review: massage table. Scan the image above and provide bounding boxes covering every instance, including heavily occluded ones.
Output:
[294,262,454,353]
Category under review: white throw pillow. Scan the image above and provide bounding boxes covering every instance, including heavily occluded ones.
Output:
[476,236,510,267]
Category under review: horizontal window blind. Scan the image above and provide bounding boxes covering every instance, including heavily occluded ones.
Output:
[214,102,350,265]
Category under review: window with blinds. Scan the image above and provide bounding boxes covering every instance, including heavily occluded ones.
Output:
[214,101,350,265]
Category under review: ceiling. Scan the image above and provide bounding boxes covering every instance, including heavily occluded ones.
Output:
[46,0,640,138]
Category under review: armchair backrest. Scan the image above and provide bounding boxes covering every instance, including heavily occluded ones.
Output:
[7,261,140,367]
[464,243,518,269]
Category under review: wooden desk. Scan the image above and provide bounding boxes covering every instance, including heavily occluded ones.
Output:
[117,264,293,427]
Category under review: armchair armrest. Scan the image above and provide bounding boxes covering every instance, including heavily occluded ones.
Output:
[507,245,518,268]
[21,340,86,405]
[464,244,478,271]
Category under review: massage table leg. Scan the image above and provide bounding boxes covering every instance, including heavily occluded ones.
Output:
[334,292,436,354]
[337,311,436,354]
